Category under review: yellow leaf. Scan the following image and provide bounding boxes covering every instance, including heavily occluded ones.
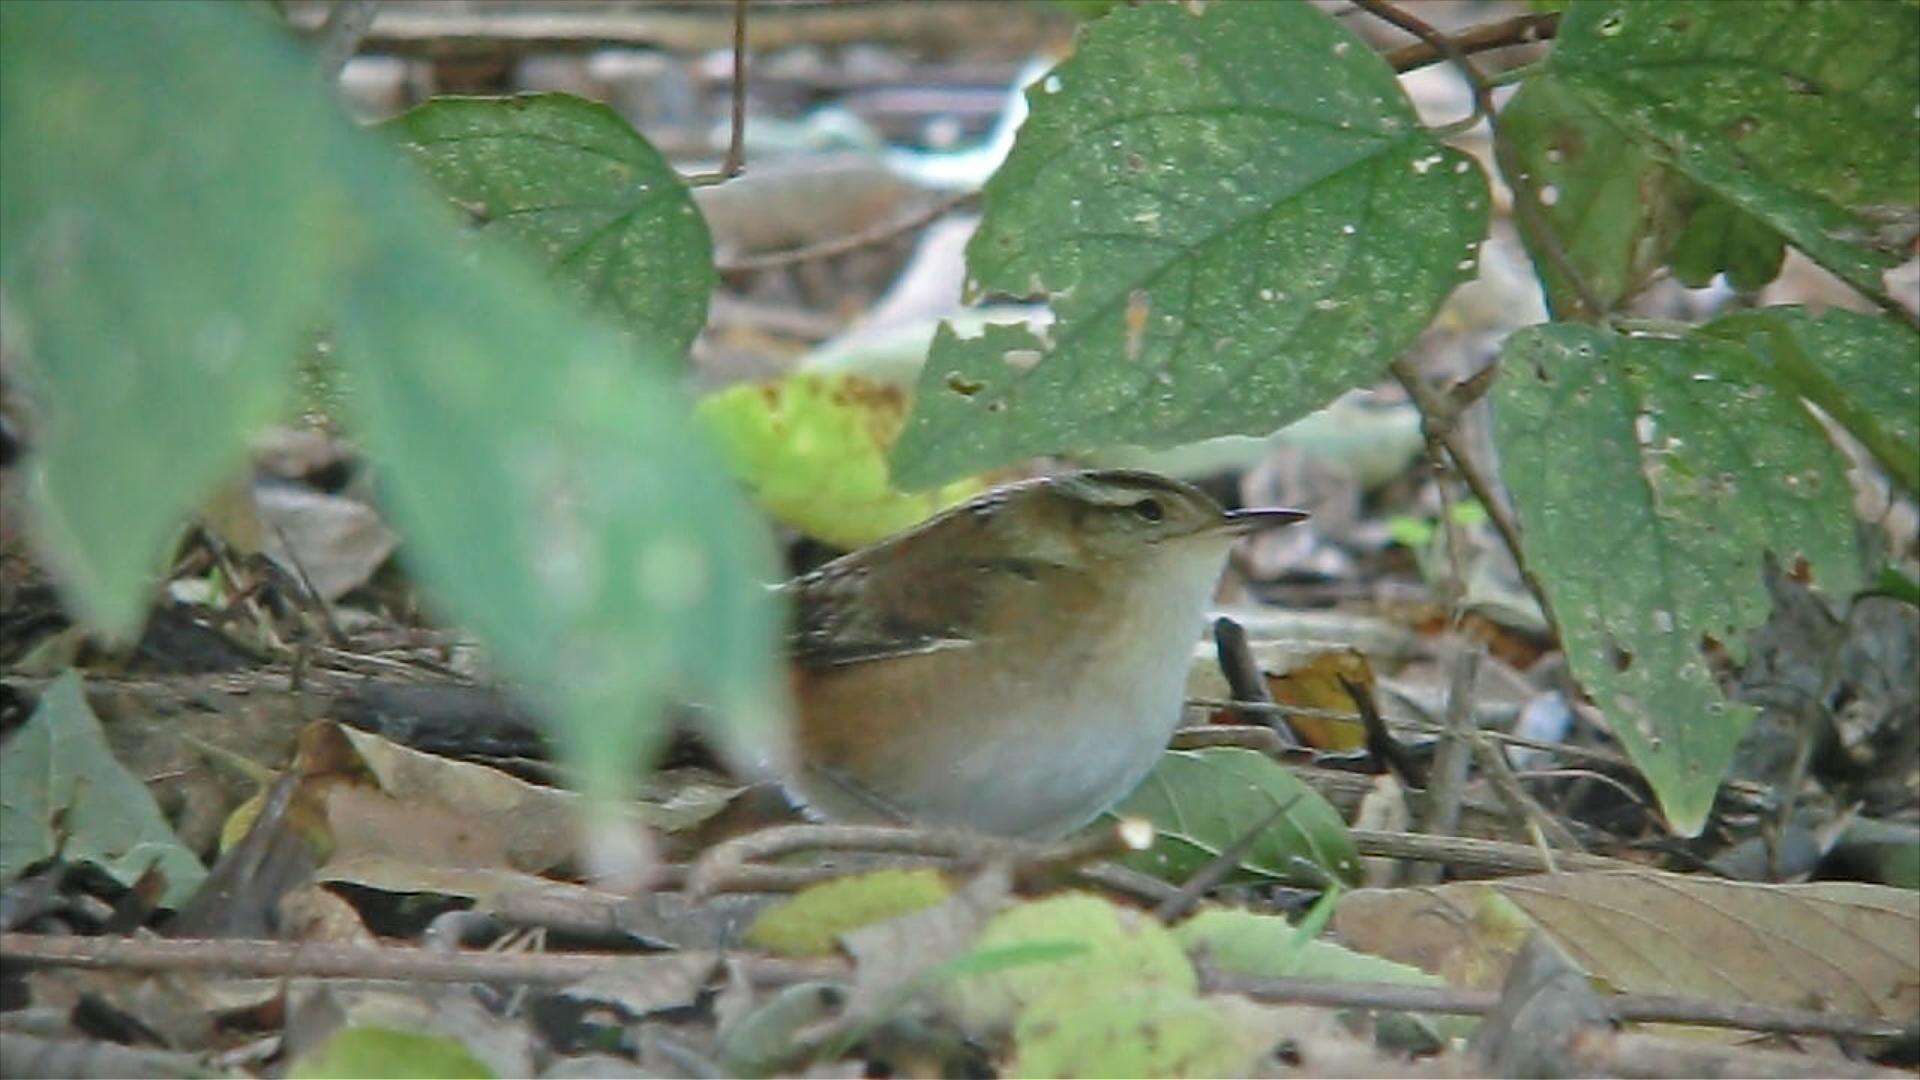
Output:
[696,373,984,548]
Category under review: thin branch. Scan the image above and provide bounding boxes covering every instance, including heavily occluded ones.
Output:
[1413,647,1478,884]
[1385,11,1560,74]
[685,0,750,187]
[685,819,1153,899]
[1203,968,1907,1040]
[1354,0,1494,130]
[718,190,978,272]
[1349,828,1634,876]
[1389,357,1562,635]
[721,0,748,178]
[1360,0,1605,321]
[0,932,839,988]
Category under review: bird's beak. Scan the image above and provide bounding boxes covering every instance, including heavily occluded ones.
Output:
[1218,507,1310,535]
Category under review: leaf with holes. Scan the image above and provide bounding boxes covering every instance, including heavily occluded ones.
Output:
[1544,1,1919,304]
[1494,325,1862,833]
[1497,72,1698,315]
[889,1,1489,487]
[385,93,715,357]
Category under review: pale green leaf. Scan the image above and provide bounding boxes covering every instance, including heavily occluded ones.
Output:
[291,1026,493,1080]
[334,223,784,798]
[0,0,350,635]
[0,672,207,907]
[746,868,953,956]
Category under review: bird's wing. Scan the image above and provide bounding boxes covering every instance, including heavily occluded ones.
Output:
[779,553,993,669]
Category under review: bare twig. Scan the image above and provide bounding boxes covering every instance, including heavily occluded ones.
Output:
[721,0,748,178]
[1212,615,1300,745]
[1384,11,1560,73]
[686,0,749,187]
[1413,648,1479,884]
[686,819,1154,900]
[1349,829,1634,876]
[1388,358,1561,634]
[268,521,345,646]
[1470,729,1585,855]
[1152,796,1301,922]
[718,190,979,272]
[0,932,839,988]
[1203,967,1907,1040]
[1169,724,1299,757]
[1359,0,1604,321]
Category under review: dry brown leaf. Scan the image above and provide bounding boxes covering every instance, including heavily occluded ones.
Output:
[1333,871,1920,1023]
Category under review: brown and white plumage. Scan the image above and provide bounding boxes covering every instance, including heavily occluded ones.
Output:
[776,470,1305,839]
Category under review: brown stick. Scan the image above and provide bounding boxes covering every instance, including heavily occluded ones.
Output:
[0,933,839,987]
[1349,828,1635,876]
[718,190,978,273]
[1384,11,1559,73]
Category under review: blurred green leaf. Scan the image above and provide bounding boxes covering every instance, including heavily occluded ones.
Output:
[891,1,1489,487]
[1012,984,1283,1079]
[746,868,953,956]
[1176,907,1440,986]
[291,1026,492,1080]
[384,93,715,357]
[1495,325,1863,833]
[334,221,784,799]
[3,1,781,813]
[0,0,351,635]
[0,672,207,907]
[1545,1,1919,303]
[946,892,1197,1031]
[1109,748,1360,887]
[696,373,986,549]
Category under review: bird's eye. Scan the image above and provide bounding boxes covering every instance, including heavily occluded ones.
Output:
[1131,498,1164,522]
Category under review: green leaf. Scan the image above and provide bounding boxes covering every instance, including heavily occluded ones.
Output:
[1175,907,1440,986]
[384,93,715,357]
[746,868,954,956]
[695,373,987,549]
[947,893,1197,1031]
[1108,748,1361,887]
[1546,1,1920,302]
[1494,325,1863,833]
[334,222,784,800]
[1011,985,1283,1079]
[0,672,207,907]
[0,0,351,636]
[291,1025,493,1080]
[1,1,782,815]
[1498,72,1694,314]
[1667,191,1788,292]
[889,1,1489,487]
[1700,307,1920,496]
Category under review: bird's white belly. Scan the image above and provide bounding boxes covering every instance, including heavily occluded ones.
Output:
[919,547,1225,838]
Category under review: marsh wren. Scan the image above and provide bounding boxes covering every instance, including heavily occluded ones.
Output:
[778,470,1306,840]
